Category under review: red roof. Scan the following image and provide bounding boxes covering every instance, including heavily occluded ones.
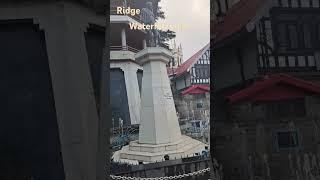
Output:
[167,67,177,76]
[227,74,320,104]
[181,85,210,96]
[212,0,267,43]
[174,43,210,77]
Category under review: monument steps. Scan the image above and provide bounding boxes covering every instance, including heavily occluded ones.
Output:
[117,135,206,163]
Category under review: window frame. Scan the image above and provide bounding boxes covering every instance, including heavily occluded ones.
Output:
[196,102,204,109]
[273,129,301,151]
[271,8,320,55]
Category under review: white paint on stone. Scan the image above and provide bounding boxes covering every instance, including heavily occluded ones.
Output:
[113,135,206,164]
[121,28,127,48]
[135,47,182,144]
[143,39,147,49]
[110,50,136,60]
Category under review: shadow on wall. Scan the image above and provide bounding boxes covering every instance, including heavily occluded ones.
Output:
[0,19,65,180]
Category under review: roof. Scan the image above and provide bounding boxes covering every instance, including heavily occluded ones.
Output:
[227,74,320,104]
[212,0,268,44]
[167,67,177,76]
[173,43,210,78]
[181,85,210,96]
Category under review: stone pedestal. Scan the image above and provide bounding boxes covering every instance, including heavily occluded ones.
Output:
[113,47,206,164]
[137,47,182,144]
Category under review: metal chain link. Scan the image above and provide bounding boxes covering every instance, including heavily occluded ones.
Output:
[110,168,210,180]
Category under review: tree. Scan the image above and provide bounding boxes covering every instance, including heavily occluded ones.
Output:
[155,0,176,49]
[131,0,176,49]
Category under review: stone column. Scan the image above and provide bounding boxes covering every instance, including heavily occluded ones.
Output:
[135,47,182,144]
[121,63,141,125]
[121,28,127,50]
[143,39,147,49]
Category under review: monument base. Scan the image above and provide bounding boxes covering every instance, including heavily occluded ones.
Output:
[112,135,207,164]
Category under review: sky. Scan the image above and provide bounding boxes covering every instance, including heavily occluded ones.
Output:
[157,0,210,62]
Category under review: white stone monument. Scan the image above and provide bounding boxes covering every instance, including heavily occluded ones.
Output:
[113,47,206,164]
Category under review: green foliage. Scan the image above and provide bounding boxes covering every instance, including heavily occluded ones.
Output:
[158,30,176,49]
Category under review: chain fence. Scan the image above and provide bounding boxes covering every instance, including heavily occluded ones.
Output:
[110,167,210,180]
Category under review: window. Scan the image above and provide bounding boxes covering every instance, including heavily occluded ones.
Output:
[288,24,298,49]
[277,23,288,51]
[277,131,299,149]
[273,11,320,53]
[196,68,200,78]
[197,102,203,109]
[195,122,200,128]
[276,23,300,50]
[303,24,312,49]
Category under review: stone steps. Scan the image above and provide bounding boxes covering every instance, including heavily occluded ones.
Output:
[115,136,206,163]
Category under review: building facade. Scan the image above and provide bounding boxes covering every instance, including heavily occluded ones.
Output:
[212,0,320,179]
[168,44,211,144]
[110,0,151,126]
[169,44,210,93]
[167,40,183,68]
[0,1,106,180]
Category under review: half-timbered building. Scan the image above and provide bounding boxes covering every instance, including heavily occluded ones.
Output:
[168,44,210,140]
[169,43,210,92]
[212,0,320,179]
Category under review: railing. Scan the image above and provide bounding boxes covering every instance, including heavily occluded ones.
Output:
[110,168,211,180]
[110,46,141,53]
[111,156,214,179]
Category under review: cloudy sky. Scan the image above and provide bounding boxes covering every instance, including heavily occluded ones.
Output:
[157,0,210,62]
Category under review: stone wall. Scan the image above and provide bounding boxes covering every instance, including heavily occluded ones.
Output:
[174,93,210,120]
[214,95,320,180]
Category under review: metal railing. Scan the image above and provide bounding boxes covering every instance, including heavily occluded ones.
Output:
[110,46,141,53]
[110,168,211,180]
